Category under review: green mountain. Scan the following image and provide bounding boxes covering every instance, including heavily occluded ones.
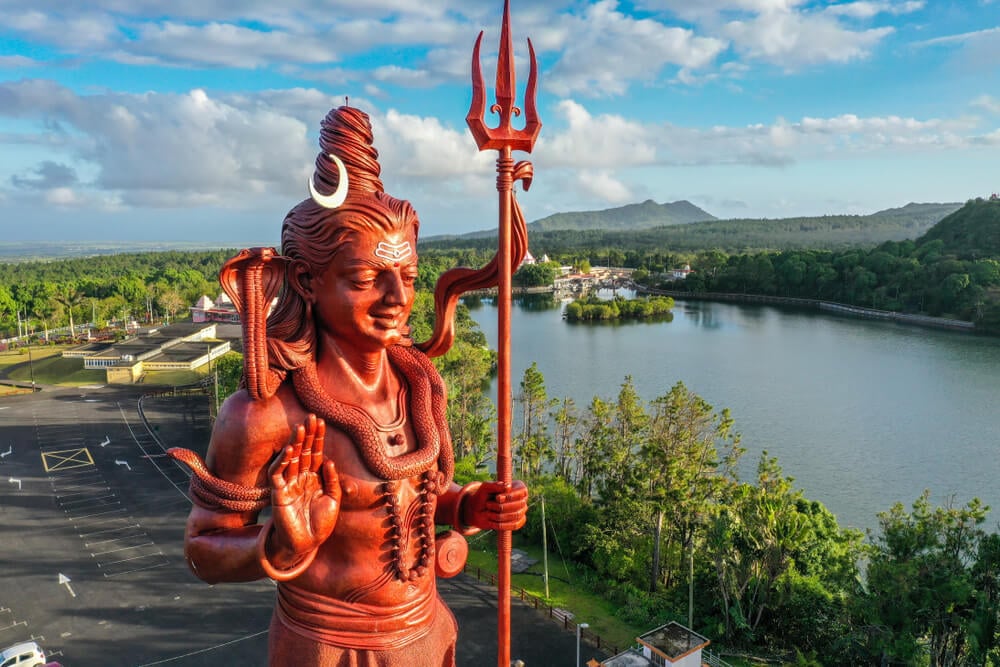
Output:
[438,199,717,241]
[529,199,716,232]
[917,198,1000,257]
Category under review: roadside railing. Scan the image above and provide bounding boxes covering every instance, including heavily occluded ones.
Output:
[704,649,735,667]
[462,564,620,657]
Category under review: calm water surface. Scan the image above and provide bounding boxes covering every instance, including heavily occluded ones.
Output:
[468,295,1000,533]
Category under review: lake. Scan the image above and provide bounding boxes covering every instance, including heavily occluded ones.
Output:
[467,293,1000,533]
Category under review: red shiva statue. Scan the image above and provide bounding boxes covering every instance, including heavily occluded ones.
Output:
[168,104,528,666]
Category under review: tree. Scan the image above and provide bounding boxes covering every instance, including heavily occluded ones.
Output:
[551,397,578,483]
[513,261,557,288]
[863,492,991,667]
[704,453,860,645]
[54,283,86,339]
[641,381,742,591]
[157,288,185,322]
[214,351,244,400]
[515,362,556,479]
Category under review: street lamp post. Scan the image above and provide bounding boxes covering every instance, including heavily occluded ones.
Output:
[576,622,589,667]
[27,345,35,389]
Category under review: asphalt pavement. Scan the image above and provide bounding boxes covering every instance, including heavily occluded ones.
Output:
[0,384,610,666]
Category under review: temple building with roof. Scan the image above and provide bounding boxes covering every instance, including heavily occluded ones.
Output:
[63,322,230,384]
[587,622,711,667]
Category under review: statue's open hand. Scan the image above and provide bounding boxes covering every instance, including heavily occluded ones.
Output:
[464,480,529,531]
[268,414,340,563]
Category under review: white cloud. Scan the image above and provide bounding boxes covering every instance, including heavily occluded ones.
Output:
[824,1,925,19]
[576,169,633,202]
[0,80,495,213]
[972,95,1000,114]
[723,11,893,67]
[0,55,39,68]
[541,100,657,168]
[0,10,119,50]
[128,22,341,68]
[545,1,727,96]
[915,26,1000,47]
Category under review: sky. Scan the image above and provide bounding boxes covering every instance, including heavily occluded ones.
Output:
[0,0,999,245]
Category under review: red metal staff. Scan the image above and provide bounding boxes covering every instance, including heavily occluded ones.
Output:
[466,1,541,665]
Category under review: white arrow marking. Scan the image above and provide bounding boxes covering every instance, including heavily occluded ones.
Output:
[8,477,21,490]
[1,445,11,458]
[99,436,110,447]
[58,573,76,598]
[114,459,131,471]
[0,406,9,410]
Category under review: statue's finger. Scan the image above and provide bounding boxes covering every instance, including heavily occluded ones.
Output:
[287,425,304,480]
[300,414,315,473]
[269,445,293,489]
[311,418,326,473]
[321,459,340,500]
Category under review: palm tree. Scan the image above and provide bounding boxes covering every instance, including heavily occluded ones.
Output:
[54,284,86,340]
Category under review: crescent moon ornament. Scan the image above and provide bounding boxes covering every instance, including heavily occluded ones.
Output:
[308,153,349,209]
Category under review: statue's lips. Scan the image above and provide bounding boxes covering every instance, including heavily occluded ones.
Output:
[371,312,403,330]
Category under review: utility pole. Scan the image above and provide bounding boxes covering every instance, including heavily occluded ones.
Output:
[541,495,549,599]
[27,346,35,389]
[688,544,694,631]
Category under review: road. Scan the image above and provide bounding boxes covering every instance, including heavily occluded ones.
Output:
[0,384,609,666]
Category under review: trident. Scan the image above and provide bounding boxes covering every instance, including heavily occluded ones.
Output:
[466,1,540,665]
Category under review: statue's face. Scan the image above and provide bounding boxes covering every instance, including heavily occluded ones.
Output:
[311,226,418,352]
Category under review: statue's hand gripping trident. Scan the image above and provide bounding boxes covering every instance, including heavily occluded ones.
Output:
[466,2,540,666]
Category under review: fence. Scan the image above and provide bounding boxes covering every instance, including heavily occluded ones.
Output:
[462,564,620,657]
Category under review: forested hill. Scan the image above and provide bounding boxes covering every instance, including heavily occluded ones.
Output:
[423,201,962,253]
[917,198,1000,257]
[528,199,716,232]
[434,199,717,241]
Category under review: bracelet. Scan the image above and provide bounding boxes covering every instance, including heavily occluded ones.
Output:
[449,482,483,536]
[255,518,318,581]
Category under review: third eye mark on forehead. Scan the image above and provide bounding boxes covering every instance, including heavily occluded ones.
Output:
[374,240,413,262]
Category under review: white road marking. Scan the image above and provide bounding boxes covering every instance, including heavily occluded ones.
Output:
[58,573,76,598]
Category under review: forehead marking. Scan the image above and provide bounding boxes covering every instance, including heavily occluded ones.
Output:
[374,241,413,262]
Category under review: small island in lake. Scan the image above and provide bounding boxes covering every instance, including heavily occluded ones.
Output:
[564,294,674,321]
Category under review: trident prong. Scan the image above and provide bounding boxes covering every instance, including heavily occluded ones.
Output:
[466,0,541,152]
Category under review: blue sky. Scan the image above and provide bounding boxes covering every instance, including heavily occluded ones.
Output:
[0,0,998,244]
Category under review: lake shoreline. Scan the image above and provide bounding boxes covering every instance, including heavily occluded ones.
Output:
[636,286,976,333]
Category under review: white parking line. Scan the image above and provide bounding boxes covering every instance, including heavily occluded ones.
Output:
[104,560,170,578]
[84,531,144,547]
[98,552,164,567]
[72,507,125,520]
[79,523,140,538]
[91,542,154,557]
[60,494,118,507]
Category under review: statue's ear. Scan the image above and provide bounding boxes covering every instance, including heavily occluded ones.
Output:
[288,260,314,303]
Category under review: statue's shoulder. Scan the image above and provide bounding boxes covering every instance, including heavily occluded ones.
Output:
[207,380,304,477]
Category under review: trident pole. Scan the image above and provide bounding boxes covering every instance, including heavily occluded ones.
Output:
[466,2,541,665]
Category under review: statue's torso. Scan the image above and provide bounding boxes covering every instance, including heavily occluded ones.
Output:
[276,378,440,609]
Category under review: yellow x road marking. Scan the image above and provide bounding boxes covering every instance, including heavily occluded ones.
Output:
[42,447,95,472]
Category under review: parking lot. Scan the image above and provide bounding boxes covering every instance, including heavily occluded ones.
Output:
[0,385,606,666]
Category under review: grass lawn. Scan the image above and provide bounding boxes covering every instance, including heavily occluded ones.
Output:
[5,352,106,386]
[0,347,66,371]
[463,537,645,653]
[142,368,204,387]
